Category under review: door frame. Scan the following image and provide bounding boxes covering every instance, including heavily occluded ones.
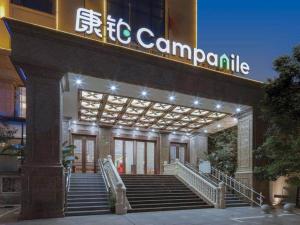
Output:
[71,133,98,173]
[169,142,190,163]
[112,136,159,175]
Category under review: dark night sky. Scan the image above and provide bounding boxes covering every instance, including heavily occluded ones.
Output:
[197,0,300,82]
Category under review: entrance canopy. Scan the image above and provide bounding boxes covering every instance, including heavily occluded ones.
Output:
[5,18,263,108]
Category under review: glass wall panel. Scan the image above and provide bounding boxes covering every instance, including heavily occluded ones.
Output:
[179,146,185,163]
[125,141,134,174]
[170,145,176,163]
[114,139,124,173]
[146,142,155,174]
[136,142,145,174]
[74,139,83,172]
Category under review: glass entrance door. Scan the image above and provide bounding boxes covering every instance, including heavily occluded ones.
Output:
[73,135,96,173]
[114,139,156,175]
[170,143,187,164]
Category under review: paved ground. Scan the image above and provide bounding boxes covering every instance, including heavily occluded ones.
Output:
[0,206,300,225]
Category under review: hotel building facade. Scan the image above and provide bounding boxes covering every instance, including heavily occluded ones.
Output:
[1,0,295,220]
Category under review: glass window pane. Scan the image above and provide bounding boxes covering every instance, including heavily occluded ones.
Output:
[114,140,124,173]
[136,142,145,174]
[86,140,94,163]
[74,139,82,172]
[147,142,155,174]
[170,146,176,163]
[125,141,134,174]
[179,146,185,163]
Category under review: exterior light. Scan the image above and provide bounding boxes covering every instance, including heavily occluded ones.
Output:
[110,85,117,91]
[193,100,199,106]
[216,104,221,109]
[236,107,241,113]
[141,90,148,97]
[169,95,176,102]
[75,79,82,85]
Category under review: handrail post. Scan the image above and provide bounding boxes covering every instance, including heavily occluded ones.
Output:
[218,182,225,209]
[115,182,127,214]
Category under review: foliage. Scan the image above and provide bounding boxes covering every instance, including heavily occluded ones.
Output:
[62,145,77,168]
[207,127,237,175]
[254,45,300,186]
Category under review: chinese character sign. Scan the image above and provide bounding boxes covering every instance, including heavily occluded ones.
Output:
[74,7,251,76]
[75,8,131,44]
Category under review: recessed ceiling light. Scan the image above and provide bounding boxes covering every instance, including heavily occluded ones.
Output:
[135,127,139,131]
[172,131,176,134]
[92,122,96,126]
[217,124,221,128]
[193,100,199,105]
[233,118,238,122]
[110,85,117,91]
[216,104,221,109]
[169,95,176,101]
[151,129,155,132]
[141,90,148,97]
[236,107,241,113]
[119,125,123,129]
[72,120,77,124]
[75,79,82,85]
[204,129,208,133]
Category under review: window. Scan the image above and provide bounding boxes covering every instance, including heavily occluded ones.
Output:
[15,87,26,118]
[107,0,165,43]
[11,0,54,14]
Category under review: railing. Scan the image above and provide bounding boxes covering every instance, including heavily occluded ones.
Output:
[101,155,128,214]
[64,163,72,207]
[210,166,264,206]
[164,160,225,208]
[185,162,219,187]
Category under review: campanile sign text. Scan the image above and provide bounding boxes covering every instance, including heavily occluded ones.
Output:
[75,8,250,75]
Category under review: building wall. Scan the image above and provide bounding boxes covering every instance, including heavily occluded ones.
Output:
[190,134,208,166]
[0,81,15,117]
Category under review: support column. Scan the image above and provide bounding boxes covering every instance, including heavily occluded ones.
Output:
[20,66,64,219]
[235,110,253,187]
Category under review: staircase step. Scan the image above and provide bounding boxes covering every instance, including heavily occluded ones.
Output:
[129,198,205,204]
[129,205,213,213]
[67,201,108,207]
[65,209,111,217]
[67,197,108,202]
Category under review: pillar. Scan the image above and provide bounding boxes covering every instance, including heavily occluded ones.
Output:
[235,109,253,187]
[20,65,64,219]
[189,134,208,166]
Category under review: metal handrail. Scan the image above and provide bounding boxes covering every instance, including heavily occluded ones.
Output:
[64,163,72,207]
[210,166,264,206]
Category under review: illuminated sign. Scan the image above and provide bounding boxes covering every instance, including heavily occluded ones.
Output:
[75,8,250,75]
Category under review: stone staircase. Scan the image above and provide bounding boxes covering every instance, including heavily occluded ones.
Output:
[208,175,249,207]
[65,173,111,216]
[121,174,213,213]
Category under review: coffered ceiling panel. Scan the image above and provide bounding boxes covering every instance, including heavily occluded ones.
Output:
[78,90,229,133]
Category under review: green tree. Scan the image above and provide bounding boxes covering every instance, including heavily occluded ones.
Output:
[254,45,300,186]
[207,127,237,175]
